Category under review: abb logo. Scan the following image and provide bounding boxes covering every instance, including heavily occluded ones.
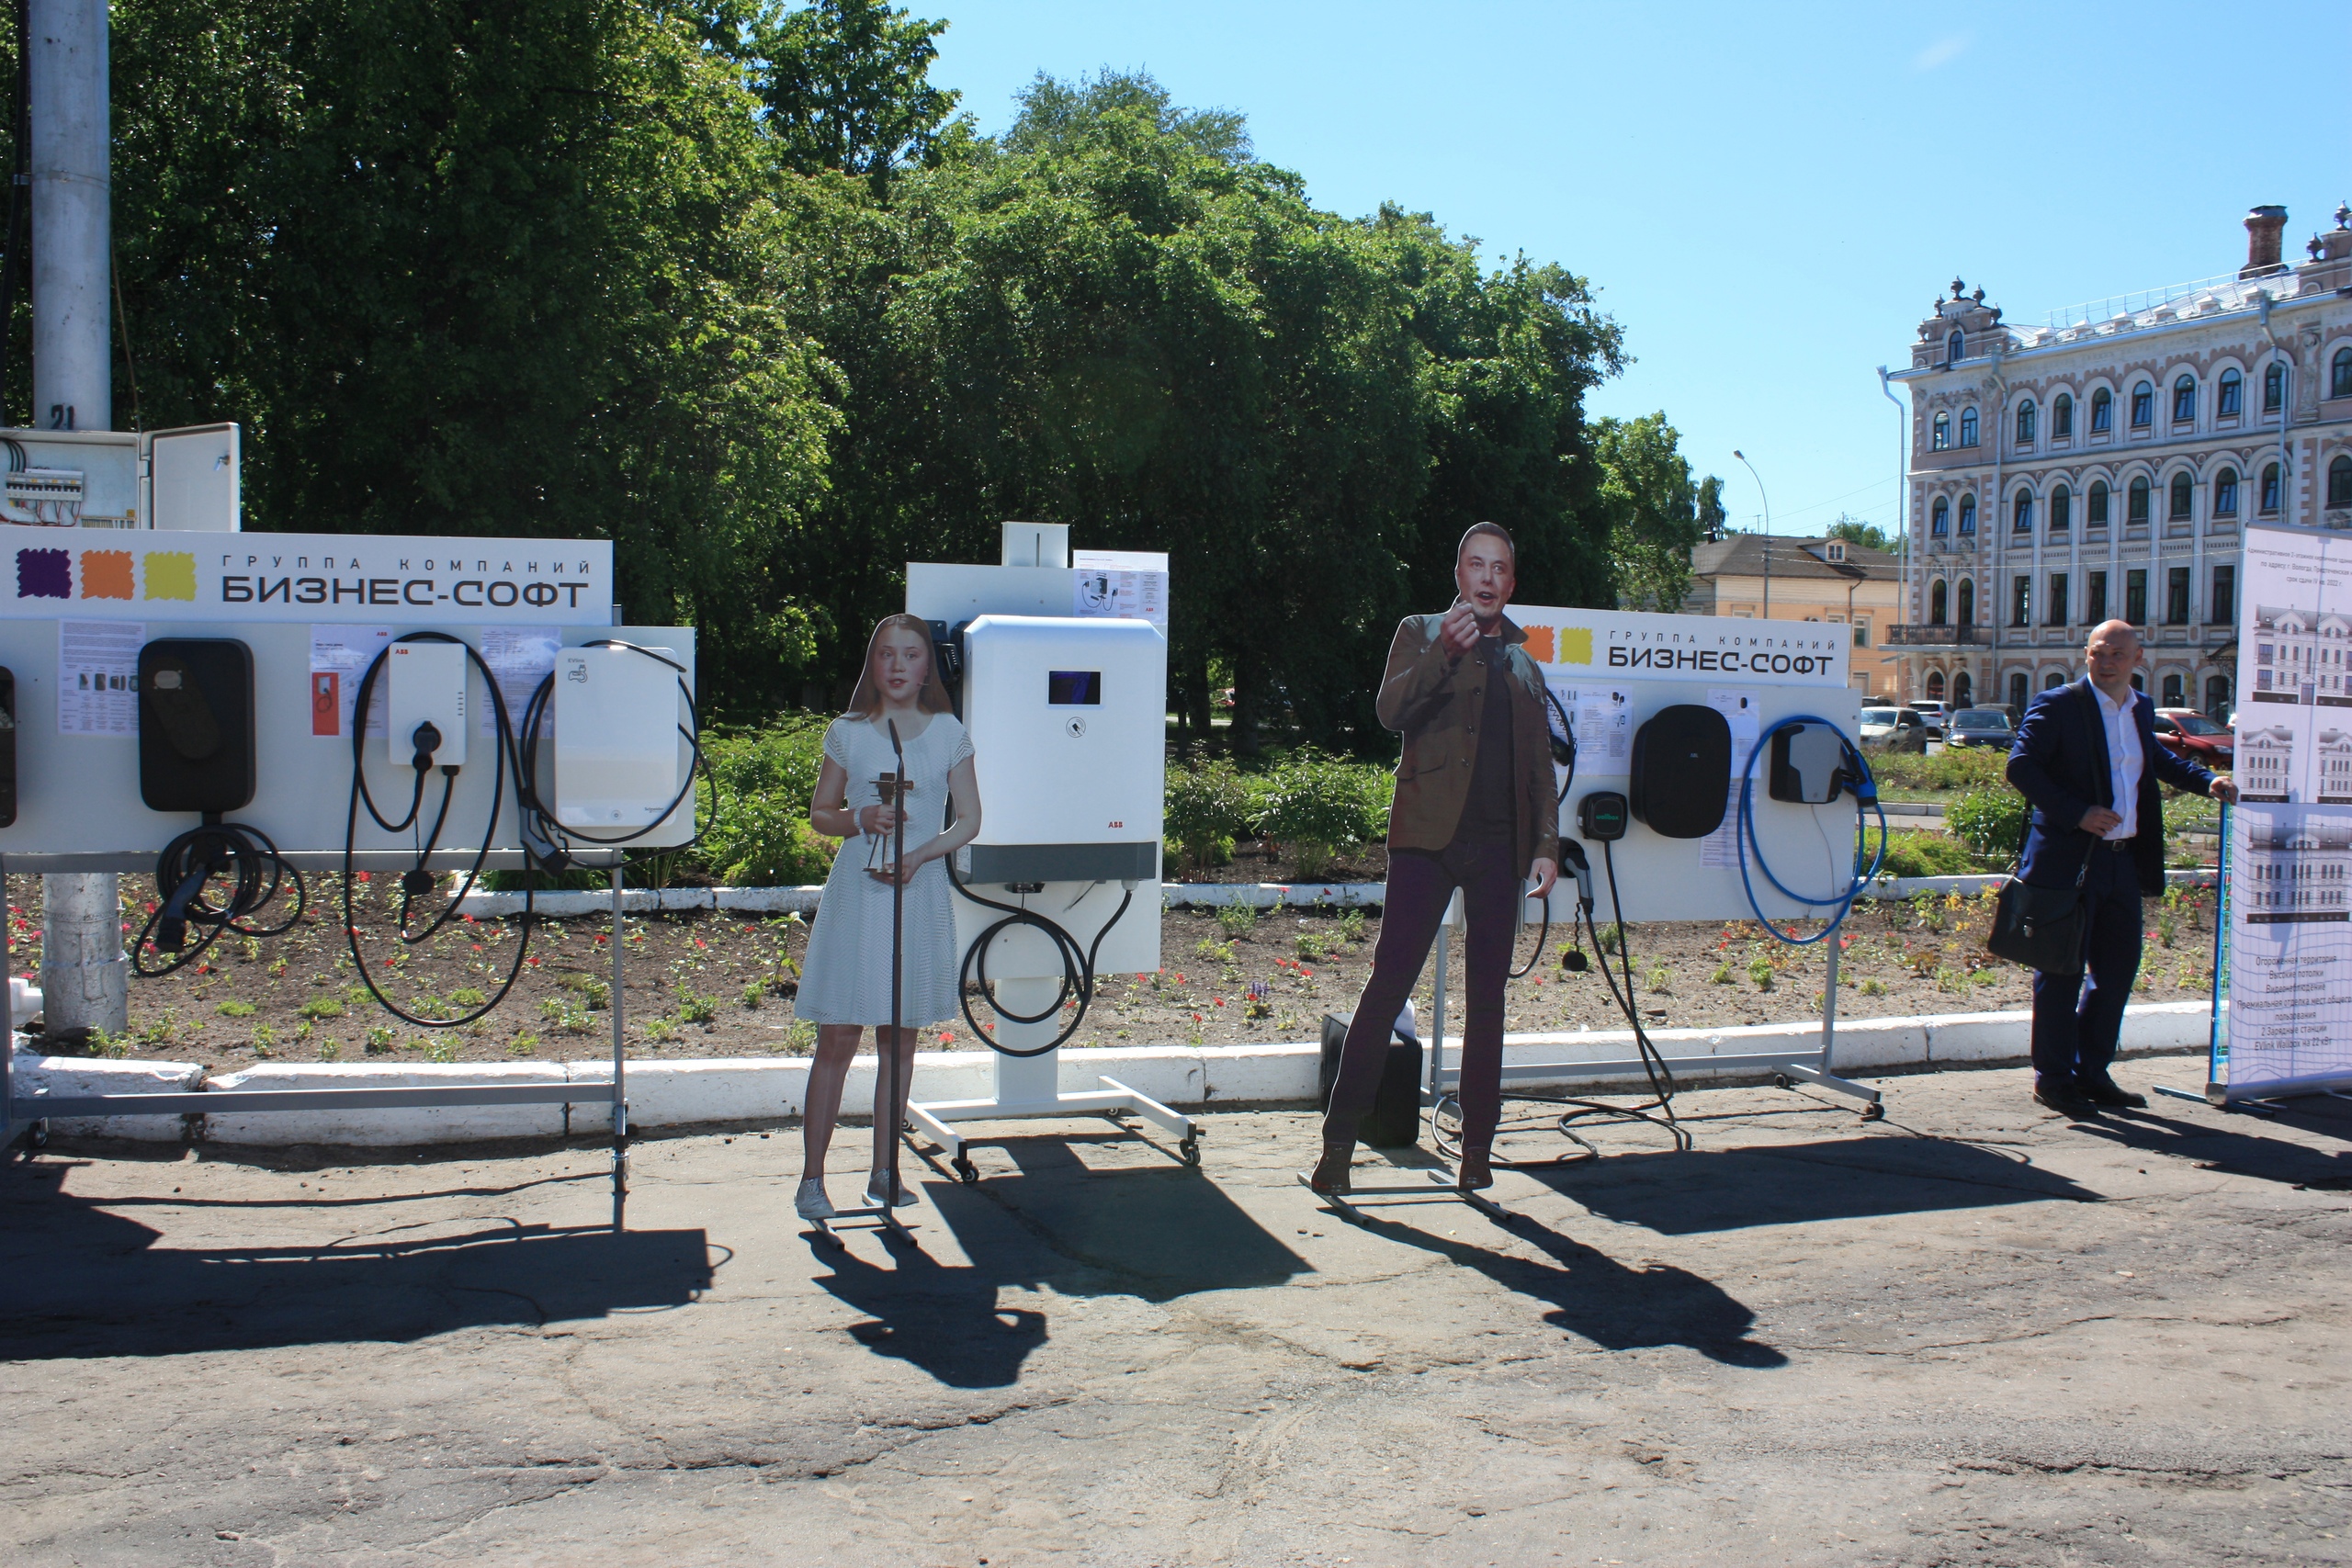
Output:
[1108,820,1123,829]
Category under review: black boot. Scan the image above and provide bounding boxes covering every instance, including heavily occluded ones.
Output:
[1456,1147,1494,1190]
[1307,1141,1353,1195]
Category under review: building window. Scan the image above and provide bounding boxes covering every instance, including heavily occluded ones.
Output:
[1931,496,1949,536]
[2215,468,2239,516]
[2009,672,2030,713]
[1960,408,1979,446]
[1958,495,1976,534]
[2125,568,2147,625]
[2012,575,2030,627]
[2087,570,2108,623]
[2053,393,2074,437]
[2166,566,2190,625]
[2013,490,2034,531]
[2331,455,2352,509]
[2127,477,2151,525]
[1929,579,1948,625]
[2206,674,2231,720]
[2219,369,2242,417]
[2173,375,2197,423]
[2088,480,2110,525]
[1853,619,1870,648]
[2045,671,2065,690]
[2211,563,2235,625]
[2131,383,2153,428]
[2169,472,2193,522]
[2162,672,2185,707]
[2132,671,2143,693]
[2016,400,2036,446]
[1957,579,1975,625]
[2048,572,2069,626]
[1926,671,1945,701]
[2335,347,2352,400]
[2052,484,2072,530]
[2091,388,2113,432]
[1947,329,1964,365]
[2266,362,2286,412]
[1932,412,1950,451]
[2262,462,2282,513]
[1952,671,1973,707]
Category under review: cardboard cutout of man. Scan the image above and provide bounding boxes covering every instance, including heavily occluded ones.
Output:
[1311,524,1558,1194]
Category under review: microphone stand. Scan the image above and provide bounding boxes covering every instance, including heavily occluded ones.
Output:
[883,718,907,1214]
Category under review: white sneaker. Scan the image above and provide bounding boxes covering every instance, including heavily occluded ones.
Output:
[865,1174,920,1209]
[794,1179,836,1220]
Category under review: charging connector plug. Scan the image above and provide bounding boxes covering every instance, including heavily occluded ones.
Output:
[410,721,442,772]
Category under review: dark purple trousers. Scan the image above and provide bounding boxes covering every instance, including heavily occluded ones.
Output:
[1321,836,1521,1156]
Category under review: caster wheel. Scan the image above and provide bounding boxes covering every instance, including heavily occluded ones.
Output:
[28,1119,49,1149]
[1860,1100,1885,1122]
[1772,1074,1792,1091]
[953,1154,979,1185]
[1179,1132,1201,1168]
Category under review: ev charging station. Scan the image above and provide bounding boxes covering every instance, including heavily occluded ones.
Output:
[904,523,1199,1179]
[0,525,701,1221]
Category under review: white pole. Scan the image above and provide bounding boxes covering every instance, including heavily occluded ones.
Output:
[31,0,126,1040]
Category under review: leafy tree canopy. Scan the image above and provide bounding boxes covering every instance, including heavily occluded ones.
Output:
[1825,513,1899,554]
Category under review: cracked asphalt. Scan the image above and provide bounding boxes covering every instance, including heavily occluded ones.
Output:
[6,1055,2351,1566]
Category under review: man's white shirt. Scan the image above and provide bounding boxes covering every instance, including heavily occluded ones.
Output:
[2090,682,2143,840]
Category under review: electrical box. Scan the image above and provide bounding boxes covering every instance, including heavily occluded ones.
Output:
[387,641,468,768]
[552,644,683,830]
[0,666,16,828]
[147,423,241,532]
[137,638,255,814]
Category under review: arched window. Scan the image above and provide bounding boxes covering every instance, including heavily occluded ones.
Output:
[2014,489,2034,531]
[1926,671,1946,701]
[2173,376,2197,423]
[1947,330,1964,364]
[2016,400,2037,446]
[2335,347,2352,400]
[1958,495,1976,534]
[2088,480,2110,525]
[1929,579,1949,625]
[2262,463,2282,513]
[2206,675,2231,720]
[2331,455,2352,510]
[2131,383,2154,427]
[1957,579,1975,625]
[2091,388,2113,432]
[2170,472,2194,521]
[2052,484,2072,530]
[1932,412,1950,451]
[2045,671,2065,690]
[2128,476,2151,524]
[2131,671,2143,693]
[1930,497,1950,536]
[1952,671,1973,708]
[2214,468,2239,516]
[2009,672,2030,713]
[2053,393,2074,437]
[2219,369,2243,417]
[2266,362,2286,411]
[1960,408,1979,446]
[2162,672,2185,707]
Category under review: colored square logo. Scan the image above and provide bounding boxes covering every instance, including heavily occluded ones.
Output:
[1521,625,1554,664]
[142,551,198,601]
[80,549,134,600]
[1556,626,1593,666]
[16,547,69,599]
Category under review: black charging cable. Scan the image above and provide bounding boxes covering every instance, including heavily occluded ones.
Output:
[512,638,711,863]
[132,815,306,978]
[1506,682,1579,980]
[945,860,1135,1058]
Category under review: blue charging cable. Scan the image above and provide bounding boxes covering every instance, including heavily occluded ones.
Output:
[1735,714,1890,945]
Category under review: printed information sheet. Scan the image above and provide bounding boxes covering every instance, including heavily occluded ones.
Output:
[480,626,562,737]
[308,625,390,739]
[1071,549,1170,631]
[57,619,141,736]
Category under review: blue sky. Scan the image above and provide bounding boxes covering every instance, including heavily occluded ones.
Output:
[924,0,2348,544]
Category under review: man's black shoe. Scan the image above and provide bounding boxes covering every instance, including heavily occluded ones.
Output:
[2077,1077,2147,1110]
[2033,1082,2099,1119]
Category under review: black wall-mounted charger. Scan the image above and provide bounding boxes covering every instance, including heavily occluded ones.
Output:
[0,666,15,828]
[1629,704,1732,839]
[139,638,256,814]
[1577,790,1629,841]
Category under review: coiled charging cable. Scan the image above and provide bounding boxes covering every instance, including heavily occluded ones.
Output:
[513,638,711,859]
[133,817,306,977]
[1734,715,1889,945]
[945,861,1134,1058]
[1507,682,1578,980]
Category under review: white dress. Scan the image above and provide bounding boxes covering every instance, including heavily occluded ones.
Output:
[794,713,973,1028]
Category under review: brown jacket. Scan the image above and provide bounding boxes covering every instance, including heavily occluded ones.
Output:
[1378,613,1559,874]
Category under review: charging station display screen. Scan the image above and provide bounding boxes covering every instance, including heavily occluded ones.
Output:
[1047,671,1101,705]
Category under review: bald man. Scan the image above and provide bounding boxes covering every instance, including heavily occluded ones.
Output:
[2006,620,2236,1118]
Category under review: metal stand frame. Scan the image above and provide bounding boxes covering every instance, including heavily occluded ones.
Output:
[4,852,637,1229]
[908,1025,1200,1184]
[1295,1166,1514,1228]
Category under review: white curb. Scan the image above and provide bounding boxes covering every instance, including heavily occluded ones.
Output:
[200,1061,572,1146]
[8,1046,203,1139]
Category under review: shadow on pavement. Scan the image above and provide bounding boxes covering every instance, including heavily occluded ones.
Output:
[2072,1102,2352,1187]
[811,1235,1048,1391]
[1528,1134,2100,1235]
[0,1171,710,1359]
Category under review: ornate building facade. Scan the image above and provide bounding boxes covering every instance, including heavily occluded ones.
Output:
[1887,203,2352,717]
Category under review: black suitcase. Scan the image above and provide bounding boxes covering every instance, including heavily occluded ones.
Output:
[1319,1012,1423,1148]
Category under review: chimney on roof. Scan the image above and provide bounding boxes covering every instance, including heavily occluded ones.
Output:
[2241,204,2289,279]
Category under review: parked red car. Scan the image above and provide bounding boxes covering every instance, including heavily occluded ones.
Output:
[2152,708,2233,768]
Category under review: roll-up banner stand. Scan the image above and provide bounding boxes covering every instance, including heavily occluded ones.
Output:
[2211,525,2352,1104]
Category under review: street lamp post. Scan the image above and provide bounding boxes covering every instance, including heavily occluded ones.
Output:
[1733,449,1771,621]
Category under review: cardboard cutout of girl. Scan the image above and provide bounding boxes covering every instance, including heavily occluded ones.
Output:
[794,615,982,1219]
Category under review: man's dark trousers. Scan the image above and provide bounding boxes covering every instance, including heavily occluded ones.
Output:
[2030,837,2143,1089]
[1323,837,1517,1154]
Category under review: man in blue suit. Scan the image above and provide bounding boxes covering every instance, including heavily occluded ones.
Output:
[2006,620,2236,1118]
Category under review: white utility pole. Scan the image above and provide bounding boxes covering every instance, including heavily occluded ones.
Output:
[31,0,126,1039]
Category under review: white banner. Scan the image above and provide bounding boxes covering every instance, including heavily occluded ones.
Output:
[1510,603,1850,688]
[0,525,613,626]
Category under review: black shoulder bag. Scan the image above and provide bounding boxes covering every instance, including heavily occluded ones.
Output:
[1987,850,2091,975]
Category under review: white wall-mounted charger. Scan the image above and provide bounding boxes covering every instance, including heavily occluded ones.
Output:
[553,645,682,829]
[388,642,468,768]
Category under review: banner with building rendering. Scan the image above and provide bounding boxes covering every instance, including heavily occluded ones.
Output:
[2223,526,2352,1100]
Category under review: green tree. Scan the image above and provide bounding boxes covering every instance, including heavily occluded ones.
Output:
[739,0,962,193]
[1593,412,1707,612]
[1826,513,1898,554]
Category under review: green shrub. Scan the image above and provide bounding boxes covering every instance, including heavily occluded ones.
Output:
[1166,761,1253,870]
[1946,788,2029,861]
[1865,746,2008,795]
[1253,750,1388,874]
[1214,902,1258,938]
[1875,830,1982,879]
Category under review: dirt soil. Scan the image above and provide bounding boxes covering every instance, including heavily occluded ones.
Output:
[12,874,2223,1073]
